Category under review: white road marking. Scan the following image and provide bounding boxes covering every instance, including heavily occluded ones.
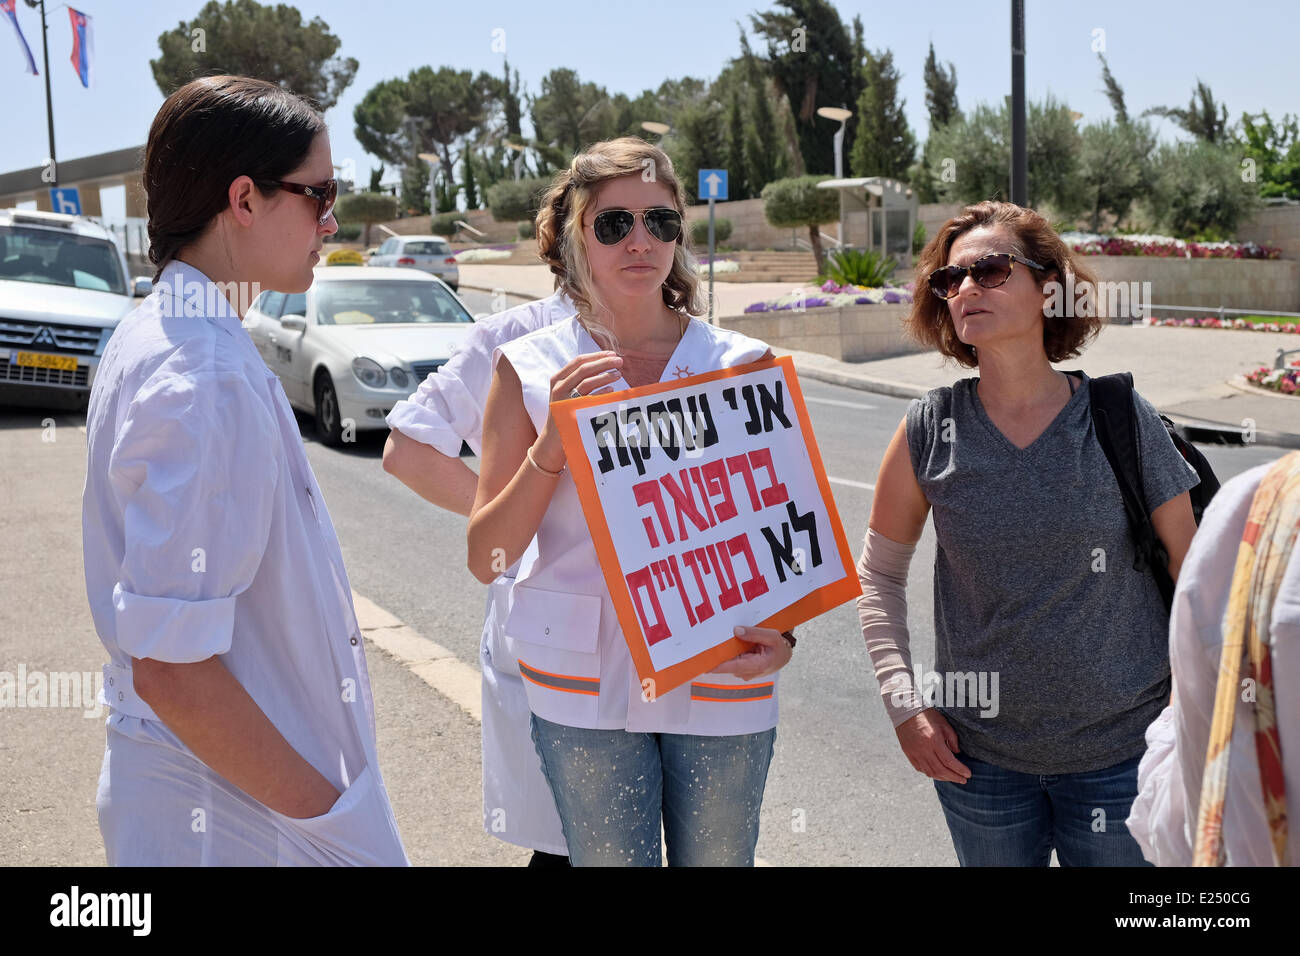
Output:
[828,475,875,491]
[803,396,877,411]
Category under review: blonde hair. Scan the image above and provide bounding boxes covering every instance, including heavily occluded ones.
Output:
[535,137,704,349]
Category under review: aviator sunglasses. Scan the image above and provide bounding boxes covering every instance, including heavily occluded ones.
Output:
[928,252,1047,300]
[588,206,683,245]
[258,178,339,226]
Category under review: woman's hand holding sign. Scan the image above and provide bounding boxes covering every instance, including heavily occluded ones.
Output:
[709,626,793,681]
[532,351,624,472]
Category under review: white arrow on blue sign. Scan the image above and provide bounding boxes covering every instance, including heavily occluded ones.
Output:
[698,169,728,201]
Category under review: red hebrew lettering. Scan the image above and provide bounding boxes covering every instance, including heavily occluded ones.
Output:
[660,468,712,541]
[701,458,738,523]
[726,454,762,512]
[626,566,673,646]
[678,549,716,623]
[650,560,668,590]
[633,480,673,547]
[706,541,743,610]
[728,533,771,601]
[689,466,717,526]
[664,553,698,627]
[748,447,790,507]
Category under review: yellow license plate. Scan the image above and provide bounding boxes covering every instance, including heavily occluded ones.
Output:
[13,351,78,372]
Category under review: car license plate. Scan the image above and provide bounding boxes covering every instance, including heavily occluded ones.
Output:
[13,351,78,372]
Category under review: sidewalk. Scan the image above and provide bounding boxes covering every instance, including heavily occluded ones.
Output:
[459,264,1300,449]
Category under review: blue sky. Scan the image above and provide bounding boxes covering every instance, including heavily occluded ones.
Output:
[5,0,1297,219]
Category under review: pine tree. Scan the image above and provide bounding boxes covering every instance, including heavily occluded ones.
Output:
[923,42,959,129]
[850,50,916,179]
[727,86,750,200]
[462,152,479,210]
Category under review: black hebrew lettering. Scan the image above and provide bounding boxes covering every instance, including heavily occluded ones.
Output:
[760,500,823,583]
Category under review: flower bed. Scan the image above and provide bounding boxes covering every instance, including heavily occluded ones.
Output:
[1246,360,1300,395]
[1150,315,1300,333]
[454,247,513,263]
[744,280,914,313]
[696,259,739,275]
[1060,231,1281,259]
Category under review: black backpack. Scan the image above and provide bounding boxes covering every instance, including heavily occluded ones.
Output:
[1087,371,1221,612]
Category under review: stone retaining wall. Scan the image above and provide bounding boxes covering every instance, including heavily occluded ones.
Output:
[717,303,919,362]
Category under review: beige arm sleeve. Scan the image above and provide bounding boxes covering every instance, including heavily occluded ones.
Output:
[856,527,924,728]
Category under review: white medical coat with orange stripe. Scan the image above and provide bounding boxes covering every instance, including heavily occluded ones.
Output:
[494,315,781,735]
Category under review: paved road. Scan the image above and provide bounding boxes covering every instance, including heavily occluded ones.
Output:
[0,286,1284,866]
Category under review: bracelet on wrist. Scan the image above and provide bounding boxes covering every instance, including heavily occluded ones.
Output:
[781,630,796,649]
[526,445,564,478]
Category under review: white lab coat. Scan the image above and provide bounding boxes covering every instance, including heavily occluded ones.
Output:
[494,315,782,735]
[386,291,574,855]
[82,259,408,866]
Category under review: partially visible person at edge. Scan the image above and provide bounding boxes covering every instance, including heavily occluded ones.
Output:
[1129,451,1300,866]
[856,200,1200,866]
[81,75,407,865]
[383,287,577,867]
[465,137,796,867]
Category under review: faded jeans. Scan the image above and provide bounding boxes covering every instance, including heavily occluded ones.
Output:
[933,752,1152,866]
[530,714,775,867]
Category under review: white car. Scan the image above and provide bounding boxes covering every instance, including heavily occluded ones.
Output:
[243,266,475,445]
[369,235,459,289]
[0,208,148,409]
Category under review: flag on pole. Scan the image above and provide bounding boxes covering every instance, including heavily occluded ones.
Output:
[1,0,39,75]
[68,7,92,88]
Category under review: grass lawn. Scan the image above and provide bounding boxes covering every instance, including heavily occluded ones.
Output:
[1237,314,1300,326]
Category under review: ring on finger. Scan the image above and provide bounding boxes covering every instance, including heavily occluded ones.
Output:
[569,388,582,399]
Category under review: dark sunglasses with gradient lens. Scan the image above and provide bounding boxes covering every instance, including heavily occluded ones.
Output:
[928,252,1047,300]
[590,207,683,246]
[260,178,338,226]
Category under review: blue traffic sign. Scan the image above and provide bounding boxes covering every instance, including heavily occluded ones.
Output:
[50,187,81,215]
[698,169,728,201]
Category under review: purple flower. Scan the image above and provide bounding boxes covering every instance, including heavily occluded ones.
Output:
[855,296,871,304]
[744,302,769,313]
[883,290,903,304]
[820,280,840,293]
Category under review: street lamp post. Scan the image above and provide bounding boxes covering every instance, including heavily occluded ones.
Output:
[817,106,852,247]
[417,152,440,219]
[504,142,525,181]
[640,120,671,144]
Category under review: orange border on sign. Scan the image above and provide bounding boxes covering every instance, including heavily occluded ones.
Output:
[552,356,862,698]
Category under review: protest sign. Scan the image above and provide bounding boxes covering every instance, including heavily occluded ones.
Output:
[552,356,861,698]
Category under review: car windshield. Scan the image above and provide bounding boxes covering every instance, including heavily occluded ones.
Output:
[0,225,127,294]
[401,241,449,256]
[315,280,473,325]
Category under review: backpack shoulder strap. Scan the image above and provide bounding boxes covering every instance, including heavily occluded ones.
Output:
[1089,372,1176,608]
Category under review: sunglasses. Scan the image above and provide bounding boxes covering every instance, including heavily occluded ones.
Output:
[928,252,1047,300]
[588,207,683,246]
[260,178,338,226]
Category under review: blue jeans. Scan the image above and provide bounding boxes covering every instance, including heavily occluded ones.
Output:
[530,714,775,867]
[933,753,1152,866]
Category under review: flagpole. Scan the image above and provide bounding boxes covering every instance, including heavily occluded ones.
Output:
[35,0,57,185]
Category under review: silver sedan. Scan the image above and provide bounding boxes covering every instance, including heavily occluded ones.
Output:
[243,266,475,446]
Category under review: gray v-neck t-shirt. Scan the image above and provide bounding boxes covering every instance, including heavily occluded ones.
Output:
[905,370,1200,774]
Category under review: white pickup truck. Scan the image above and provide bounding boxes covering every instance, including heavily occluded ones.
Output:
[0,208,149,409]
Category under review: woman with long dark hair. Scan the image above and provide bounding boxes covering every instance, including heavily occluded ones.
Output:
[82,75,407,865]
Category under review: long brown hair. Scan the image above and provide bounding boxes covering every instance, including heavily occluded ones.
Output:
[535,137,704,338]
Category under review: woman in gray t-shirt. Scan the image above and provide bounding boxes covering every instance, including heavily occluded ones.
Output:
[857,200,1199,866]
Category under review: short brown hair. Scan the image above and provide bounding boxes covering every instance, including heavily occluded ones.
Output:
[535,137,703,325]
[906,201,1101,368]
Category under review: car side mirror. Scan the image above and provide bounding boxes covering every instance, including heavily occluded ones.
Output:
[131,276,153,297]
[280,315,307,332]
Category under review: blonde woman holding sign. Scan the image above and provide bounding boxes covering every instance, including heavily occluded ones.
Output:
[467,138,794,866]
